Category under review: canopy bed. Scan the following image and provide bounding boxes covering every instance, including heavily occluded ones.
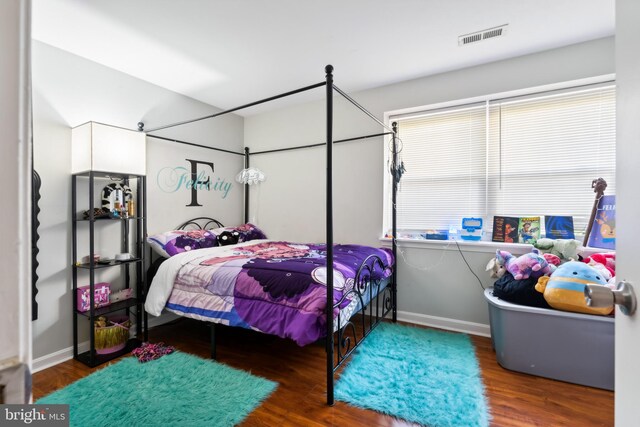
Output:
[140,65,399,405]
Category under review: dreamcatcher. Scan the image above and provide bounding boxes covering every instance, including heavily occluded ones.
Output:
[388,135,405,185]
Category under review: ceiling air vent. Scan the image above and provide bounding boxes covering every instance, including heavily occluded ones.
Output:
[458,24,508,46]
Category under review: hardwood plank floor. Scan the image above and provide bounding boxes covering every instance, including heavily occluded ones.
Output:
[33,319,614,426]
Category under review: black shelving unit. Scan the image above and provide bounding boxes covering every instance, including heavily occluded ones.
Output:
[72,170,148,367]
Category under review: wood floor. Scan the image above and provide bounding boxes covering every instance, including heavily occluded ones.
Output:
[33,319,614,426]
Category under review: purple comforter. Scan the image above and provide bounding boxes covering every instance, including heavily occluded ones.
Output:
[156,240,394,346]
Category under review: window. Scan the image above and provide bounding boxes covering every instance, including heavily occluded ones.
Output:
[386,83,616,238]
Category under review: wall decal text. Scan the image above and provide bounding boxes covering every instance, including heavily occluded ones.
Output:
[157,158,232,206]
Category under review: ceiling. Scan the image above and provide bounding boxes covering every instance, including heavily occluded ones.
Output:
[32,0,614,116]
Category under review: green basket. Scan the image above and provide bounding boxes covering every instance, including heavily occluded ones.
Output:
[94,316,131,354]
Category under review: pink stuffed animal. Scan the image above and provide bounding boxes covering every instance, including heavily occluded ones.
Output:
[542,253,561,267]
[582,253,615,276]
[496,249,556,280]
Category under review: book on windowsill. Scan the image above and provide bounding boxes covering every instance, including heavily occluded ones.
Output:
[518,217,541,244]
[491,216,520,243]
[587,195,616,249]
[544,216,575,239]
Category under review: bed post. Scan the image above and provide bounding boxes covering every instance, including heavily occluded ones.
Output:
[392,122,398,322]
[244,147,250,223]
[210,323,217,360]
[142,175,149,341]
[325,64,335,406]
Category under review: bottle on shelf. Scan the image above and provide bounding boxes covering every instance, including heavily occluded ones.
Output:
[127,200,135,217]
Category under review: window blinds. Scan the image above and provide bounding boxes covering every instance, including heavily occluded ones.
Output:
[389,84,616,235]
[487,86,616,234]
[394,104,486,230]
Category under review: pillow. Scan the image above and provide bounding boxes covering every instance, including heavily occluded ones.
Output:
[211,223,267,244]
[147,229,218,258]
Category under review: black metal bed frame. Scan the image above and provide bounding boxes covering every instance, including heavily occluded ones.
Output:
[141,65,398,405]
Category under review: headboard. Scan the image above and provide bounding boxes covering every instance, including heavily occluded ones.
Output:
[176,217,224,231]
[146,217,225,286]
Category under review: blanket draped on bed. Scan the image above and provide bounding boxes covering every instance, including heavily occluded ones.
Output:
[146,240,394,346]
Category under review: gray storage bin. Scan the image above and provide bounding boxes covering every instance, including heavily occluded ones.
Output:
[484,288,614,390]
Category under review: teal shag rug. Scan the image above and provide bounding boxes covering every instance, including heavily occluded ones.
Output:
[335,323,490,427]
[38,352,276,427]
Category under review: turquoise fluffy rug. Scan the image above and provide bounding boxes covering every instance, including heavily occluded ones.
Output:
[38,352,276,427]
[335,323,490,427]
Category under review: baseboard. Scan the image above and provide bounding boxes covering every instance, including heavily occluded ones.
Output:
[34,312,489,372]
[32,341,90,373]
[396,311,491,337]
[33,313,180,373]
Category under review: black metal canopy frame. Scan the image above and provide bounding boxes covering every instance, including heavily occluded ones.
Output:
[140,65,399,405]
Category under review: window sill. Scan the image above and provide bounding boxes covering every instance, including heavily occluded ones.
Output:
[378,237,613,256]
[379,237,532,254]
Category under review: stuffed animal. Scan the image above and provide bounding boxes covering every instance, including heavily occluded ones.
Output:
[217,230,240,246]
[585,260,614,282]
[535,261,613,315]
[495,249,555,280]
[485,257,507,279]
[533,238,580,261]
[542,253,561,267]
[582,252,615,276]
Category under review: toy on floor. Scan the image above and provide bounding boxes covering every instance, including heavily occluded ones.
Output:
[533,238,580,262]
[535,261,613,315]
[132,342,176,363]
[495,249,556,280]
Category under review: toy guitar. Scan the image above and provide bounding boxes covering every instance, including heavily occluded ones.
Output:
[583,178,607,246]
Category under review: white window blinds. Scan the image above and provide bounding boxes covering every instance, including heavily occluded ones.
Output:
[389,84,616,235]
[487,86,616,234]
[394,104,486,230]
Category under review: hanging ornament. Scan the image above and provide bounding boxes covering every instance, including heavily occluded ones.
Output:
[390,160,406,184]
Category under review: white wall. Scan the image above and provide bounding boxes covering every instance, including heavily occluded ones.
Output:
[147,137,243,235]
[32,41,244,361]
[244,37,615,329]
[0,0,31,369]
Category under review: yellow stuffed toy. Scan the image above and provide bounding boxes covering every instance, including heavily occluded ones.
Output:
[535,261,613,315]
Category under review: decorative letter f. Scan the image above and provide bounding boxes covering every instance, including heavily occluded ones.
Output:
[185,159,214,207]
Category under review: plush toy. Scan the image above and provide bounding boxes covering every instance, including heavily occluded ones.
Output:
[533,238,580,261]
[495,249,555,280]
[535,261,613,315]
[217,230,240,246]
[582,252,615,276]
[585,259,614,281]
[485,257,507,279]
[542,253,561,267]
